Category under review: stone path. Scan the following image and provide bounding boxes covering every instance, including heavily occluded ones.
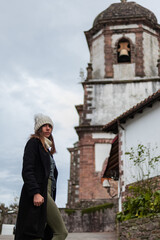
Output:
[0,232,117,240]
[68,232,117,239]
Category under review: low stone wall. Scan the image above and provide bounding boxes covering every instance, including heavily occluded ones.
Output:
[68,199,113,209]
[3,213,17,225]
[118,214,160,240]
[60,199,118,232]
[0,212,17,234]
[0,200,118,234]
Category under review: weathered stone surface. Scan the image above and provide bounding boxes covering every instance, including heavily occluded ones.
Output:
[118,215,160,240]
[60,203,117,233]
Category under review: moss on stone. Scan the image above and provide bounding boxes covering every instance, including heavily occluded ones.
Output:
[82,202,114,215]
[64,209,76,215]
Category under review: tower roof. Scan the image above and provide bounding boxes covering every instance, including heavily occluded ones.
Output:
[93,1,157,27]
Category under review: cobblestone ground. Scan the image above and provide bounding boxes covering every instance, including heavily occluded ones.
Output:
[0,232,117,240]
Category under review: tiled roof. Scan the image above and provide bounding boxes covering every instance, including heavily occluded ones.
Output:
[93,2,157,27]
[103,89,160,133]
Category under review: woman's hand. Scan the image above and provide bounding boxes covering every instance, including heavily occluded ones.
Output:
[33,193,44,206]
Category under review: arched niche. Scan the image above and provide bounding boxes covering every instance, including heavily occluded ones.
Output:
[117,38,131,63]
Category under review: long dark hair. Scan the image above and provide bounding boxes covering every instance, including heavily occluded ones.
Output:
[30,127,56,155]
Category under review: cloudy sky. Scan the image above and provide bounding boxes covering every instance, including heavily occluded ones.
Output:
[0,0,160,208]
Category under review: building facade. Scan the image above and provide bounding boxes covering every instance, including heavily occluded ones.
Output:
[67,0,160,208]
[103,90,160,211]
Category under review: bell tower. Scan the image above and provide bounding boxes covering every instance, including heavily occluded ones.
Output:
[86,0,159,81]
[67,0,160,208]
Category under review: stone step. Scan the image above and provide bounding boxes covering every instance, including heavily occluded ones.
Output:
[0,232,117,240]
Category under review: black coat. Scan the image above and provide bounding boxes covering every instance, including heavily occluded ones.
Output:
[15,137,58,240]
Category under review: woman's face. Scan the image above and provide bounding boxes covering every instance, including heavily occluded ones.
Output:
[41,124,52,138]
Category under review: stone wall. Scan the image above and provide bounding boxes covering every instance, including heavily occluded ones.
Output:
[3,212,17,225]
[118,214,160,240]
[60,199,118,232]
[0,212,17,234]
[72,198,117,209]
[1,200,118,233]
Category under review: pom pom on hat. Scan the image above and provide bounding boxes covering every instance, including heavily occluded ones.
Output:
[34,113,54,132]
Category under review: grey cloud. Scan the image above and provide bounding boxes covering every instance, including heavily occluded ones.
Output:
[0,0,160,207]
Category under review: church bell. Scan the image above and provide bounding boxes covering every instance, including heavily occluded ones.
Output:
[119,48,129,56]
[118,41,130,57]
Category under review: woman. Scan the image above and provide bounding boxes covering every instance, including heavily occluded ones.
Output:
[15,113,68,240]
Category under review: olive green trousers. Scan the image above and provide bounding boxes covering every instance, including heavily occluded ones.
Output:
[34,179,68,240]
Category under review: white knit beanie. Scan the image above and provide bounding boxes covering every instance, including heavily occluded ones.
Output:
[34,113,54,132]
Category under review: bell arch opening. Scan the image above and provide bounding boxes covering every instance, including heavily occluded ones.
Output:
[117,38,131,63]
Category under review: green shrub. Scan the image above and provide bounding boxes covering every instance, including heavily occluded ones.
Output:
[117,190,160,222]
[117,144,160,222]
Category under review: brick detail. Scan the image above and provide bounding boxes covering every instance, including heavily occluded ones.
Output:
[118,130,124,203]
[135,26,145,77]
[67,131,118,207]
[113,35,135,65]
[80,84,94,125]
[104,27,114,78]
[78,133,116,201]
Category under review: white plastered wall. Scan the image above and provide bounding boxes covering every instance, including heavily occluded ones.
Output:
[92,132,115,139]
[118,101,160,211]
[111,32,136,47]
[93,133,115,173]
[113,63,135,80]
[91,33,105,79]
[86,81,160,125]
[95,143,112,172]
[121,101,160,187]
[143,31,159,77]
